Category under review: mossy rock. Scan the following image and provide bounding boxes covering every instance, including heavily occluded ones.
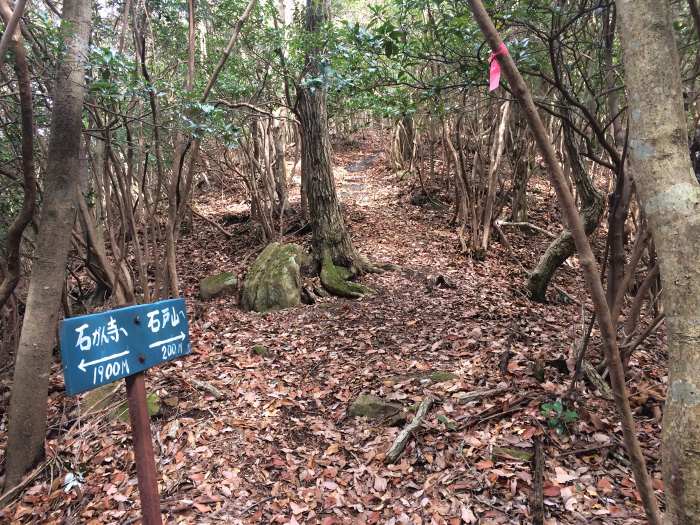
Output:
[200,271,238,300]
[82,386,160,422]
[428,371,458,384]
[252,345,273,358]
[83,384,121,414]
[115,393,161,422]
[349,394,404,425]
[241,242,309,312]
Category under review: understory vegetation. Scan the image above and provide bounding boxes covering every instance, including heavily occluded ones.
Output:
[1,0,700,523]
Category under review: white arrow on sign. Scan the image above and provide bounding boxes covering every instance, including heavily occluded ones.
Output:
[78,350,130,372]
[148,331,186,349]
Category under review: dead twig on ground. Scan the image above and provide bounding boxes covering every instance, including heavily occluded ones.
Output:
[497,220,557,239]
[385,396,435,464]
[456,386,510,405]
[190,379,224,400]
[531,437,545,525]
[189,205,233,238]
[239,496,275,517]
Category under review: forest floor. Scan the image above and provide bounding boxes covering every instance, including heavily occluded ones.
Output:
[0,131,667,524]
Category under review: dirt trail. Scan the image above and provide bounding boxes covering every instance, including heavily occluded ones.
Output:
[166,134,657,523]
[1,133,662,524]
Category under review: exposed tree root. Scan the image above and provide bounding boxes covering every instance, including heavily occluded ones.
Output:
[354,256,391,275]
[320,253,374,298]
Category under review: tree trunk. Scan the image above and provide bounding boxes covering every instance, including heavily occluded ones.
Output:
[600,2,632,313]
[509,105,532,222]
[272,110,289,218]
[606,172,632,308]
[0,0,35,311]
[527,116,604,302]
[527,7,604,302]
[392,114,414,170]
[295,0,362,272]
[3,0,92,492]
[510,156,530,222]
[443,118,469,226]
[615,1,700,521]
[467,3,662,522]
[480,101,511,253]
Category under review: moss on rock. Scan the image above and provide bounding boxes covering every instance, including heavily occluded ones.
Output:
[241,242,308,312]
[252,345,273,357]
[83,386,160,422]
[83,384,120,414]
[428,371,458,383]
[116,392,161,422]
[349,394,404,424]
[200,271,238,300]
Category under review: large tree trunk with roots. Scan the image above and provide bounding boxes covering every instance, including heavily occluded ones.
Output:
[297,91,357,267]
[295,0,370,297]
[615,0,700,521]
[2,0,92,492]
[527,116,604,301]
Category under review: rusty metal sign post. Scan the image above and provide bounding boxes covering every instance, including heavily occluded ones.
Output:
[59,298,191,525]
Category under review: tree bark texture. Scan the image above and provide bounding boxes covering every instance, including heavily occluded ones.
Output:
[480,101,510,253]
[0,0,35,311]
[392,115,415,170]
[527,116,603,302]
[272,111,289,218]
[510,109,532,223]
[3,0,92,491]
[615,1,700,522]
[296,0,361,270]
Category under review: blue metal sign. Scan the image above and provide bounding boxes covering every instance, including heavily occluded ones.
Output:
[59,298,191,395]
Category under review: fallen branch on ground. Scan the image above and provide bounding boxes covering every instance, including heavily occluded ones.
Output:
[190,379,224,400]
[531,437,545,525]
[384,396,435,464]
[189,205,232,238]
[456,386,509,405]
[496,220,557,239]
[455,395,534,431]
[559,442,613,457]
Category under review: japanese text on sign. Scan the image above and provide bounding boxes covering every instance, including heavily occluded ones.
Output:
[59,298,191,395]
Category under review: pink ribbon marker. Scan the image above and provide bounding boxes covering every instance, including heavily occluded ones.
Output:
[488,43,508,92]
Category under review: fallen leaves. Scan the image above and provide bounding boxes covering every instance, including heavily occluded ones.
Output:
[0,132,665,524]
